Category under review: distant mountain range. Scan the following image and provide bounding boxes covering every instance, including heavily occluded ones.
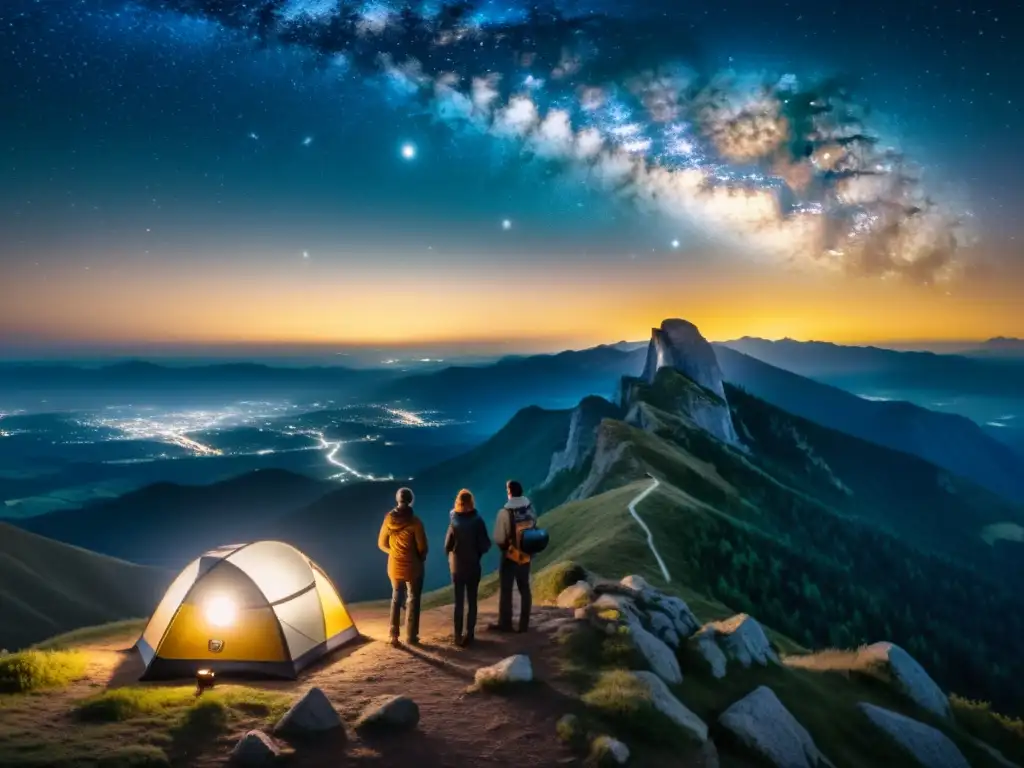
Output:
[0,522,169,650]
[719,337,1024,397]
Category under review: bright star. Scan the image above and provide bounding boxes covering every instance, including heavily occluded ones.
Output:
[671,239,680,248]
[502,219,512,230]
[302,250,310,259]
[302,136,314,147]
[401,143,416,160]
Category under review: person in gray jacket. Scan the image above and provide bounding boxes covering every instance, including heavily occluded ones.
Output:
[489,479,537,633]
[444,488,491,646]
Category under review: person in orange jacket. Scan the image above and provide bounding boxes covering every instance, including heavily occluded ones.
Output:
[378,487,428,646]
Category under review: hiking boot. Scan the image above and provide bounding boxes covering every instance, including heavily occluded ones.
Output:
[388,636,400,648]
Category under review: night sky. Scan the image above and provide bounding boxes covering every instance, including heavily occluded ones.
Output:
[1,0,1022,355]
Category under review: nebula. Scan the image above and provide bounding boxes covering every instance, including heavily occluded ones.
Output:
[138,0,970,283]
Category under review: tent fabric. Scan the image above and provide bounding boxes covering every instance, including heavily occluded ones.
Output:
[136,540,358,680]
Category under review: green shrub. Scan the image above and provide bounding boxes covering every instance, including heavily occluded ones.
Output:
[0,650,87,693]
[533,561,589,604]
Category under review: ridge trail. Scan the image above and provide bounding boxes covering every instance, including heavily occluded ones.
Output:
[628,477,671,583]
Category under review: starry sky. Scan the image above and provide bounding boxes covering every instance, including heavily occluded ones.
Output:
[1,0,1022,357]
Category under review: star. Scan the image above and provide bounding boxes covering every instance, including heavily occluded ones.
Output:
[302,250,310,259]
[671,239,680,248]
[302,136,314,147]
[401,142,416,160]
[502,219,512,230]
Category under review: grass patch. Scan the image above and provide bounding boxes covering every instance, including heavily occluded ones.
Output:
[582,670,696,749]
[75,685,289,724]
[557,621,647,690]
[533,560,589,605]
[33,619,146,651]
[951,695,1024,765]
[0,650,87,693]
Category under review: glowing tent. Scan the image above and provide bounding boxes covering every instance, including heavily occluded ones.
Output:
[136,541,358,680]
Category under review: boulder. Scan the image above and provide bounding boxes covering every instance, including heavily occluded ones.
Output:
[631,671,708,743]
[855,642,951,720]
[230,730,280,766]
[627,620,682,685]
[558,581,595,609]
[354,695,420,732]
[718,686,832,768]
[690,614,777,678]
[475,655,534,687]
[589,735,630,766]
[593,593,641,621]
[273,687,342,736]
[858,703,969,768]
[620,574,653,596]
[657,595,701,638]
[648,610,681,650]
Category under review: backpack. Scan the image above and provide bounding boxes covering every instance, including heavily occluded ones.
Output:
[505,507,537,565]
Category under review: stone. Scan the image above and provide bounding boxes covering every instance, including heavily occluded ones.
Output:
[354,695,420,732]
[273,687,342,735]
[474,654,534,686]
[593,592,641,621]
[557,580,595,609]
[230,730,280,766]
[627,620,682,685]
[858,703,969,768]
[620,574,652,596]
[631,671,708,743]
[690,614,777,678]
[657,595,701,638]
[590,735,630,766]
[648,610,681,649]
[718,686,832,768]
[574,607,589,620]
[855,642,951,720]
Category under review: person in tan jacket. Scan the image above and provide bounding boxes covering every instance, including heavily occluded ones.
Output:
[378,487,428,645]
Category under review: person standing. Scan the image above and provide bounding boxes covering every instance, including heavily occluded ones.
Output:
[444,488,491,646]
[490,479,537,634]
[377,487,428,646]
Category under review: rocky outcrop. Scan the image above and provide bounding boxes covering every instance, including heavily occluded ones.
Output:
[631,671,708,743]
[689,614,777,678]
[230,730,280,766]
[628,619,683,684]
[854,642,951,720]
[626,319,740,445]
[274,687,342,736]
[655,595,701,638]
[648,610,681,650]
[475,655,534,687]
[354,695,420,732]
[718,686,833,768]
[569,423,639,501]
[643,319,728,398]
[858,703,969,768]
[557,581,595,609]
[544,396,621,486]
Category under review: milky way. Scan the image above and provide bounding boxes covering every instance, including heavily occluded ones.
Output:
[71,0,977,281]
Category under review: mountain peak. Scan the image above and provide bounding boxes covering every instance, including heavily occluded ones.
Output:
[641,319,728,400]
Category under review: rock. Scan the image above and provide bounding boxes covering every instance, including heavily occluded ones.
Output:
[543,396,621,486]
[858,703,969,768]
[593,592,641,621]
[620,574,652,596]
[558,580,595,609]
[690,614,777,678]
[230,730,280,766]
[627,620,683,684]
[354,695,420,732]
[631,671,708,743]
[718,686,832,768]
[574,607,589,620]
[273,687,342,735]
[589,735,630,766]
[475,654,534,686]
[638,319,739,445]
[855,642,951,720]
[657,595,701,638]
[536,616,575,633]
[648,610,681,649]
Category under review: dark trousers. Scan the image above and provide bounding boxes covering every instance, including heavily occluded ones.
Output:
[389,576,423,640]
[452,573,481,639]
[498,557,532,631]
